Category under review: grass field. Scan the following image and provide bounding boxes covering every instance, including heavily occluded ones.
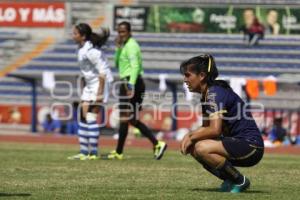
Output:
[0,143,300,200]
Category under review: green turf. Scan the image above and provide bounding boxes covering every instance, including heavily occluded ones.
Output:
[0,143,300,200]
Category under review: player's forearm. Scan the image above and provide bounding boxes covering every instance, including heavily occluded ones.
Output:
[97,75,105,98]
[128,65,140,85]
[202,118,210,127]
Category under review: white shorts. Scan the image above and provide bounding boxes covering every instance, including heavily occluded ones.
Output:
[81,80,110,103]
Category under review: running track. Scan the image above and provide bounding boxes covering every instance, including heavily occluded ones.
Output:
[0,134,299,155]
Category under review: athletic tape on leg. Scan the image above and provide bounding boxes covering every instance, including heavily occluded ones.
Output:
[86,112,97,123]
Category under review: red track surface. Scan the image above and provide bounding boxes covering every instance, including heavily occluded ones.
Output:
[0,134,300,155]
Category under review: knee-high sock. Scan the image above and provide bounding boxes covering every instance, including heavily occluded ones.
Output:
[78,122,89,155]
[87,121,100,156]
[134,120,158,145]
[217,160,244,184]
[194,156,227,180]
[116,122,129,154]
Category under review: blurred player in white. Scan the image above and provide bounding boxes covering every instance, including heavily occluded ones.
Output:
[68,23,113,160]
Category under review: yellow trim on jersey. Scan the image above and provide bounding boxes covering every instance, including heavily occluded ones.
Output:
[0,36,55,78]
[209,110,227,118]
[249,144,264,149]
[230,149,257,160]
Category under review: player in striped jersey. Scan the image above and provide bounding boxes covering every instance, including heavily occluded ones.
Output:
[68,23,113,160]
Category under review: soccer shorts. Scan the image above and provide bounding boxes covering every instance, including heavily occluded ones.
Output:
[81,79,111,103]
[119,75,145,119]
[222,137,264,167]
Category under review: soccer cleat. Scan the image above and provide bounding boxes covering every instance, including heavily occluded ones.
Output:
[106,150,124,160]
[154,141,167,160]
[230,176,251,193]
[219,179,233,192]
[67,153,89,160]
[88,155,99,160]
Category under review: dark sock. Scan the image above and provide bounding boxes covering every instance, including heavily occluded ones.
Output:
[116,122,129,154]
[195,157,227,180]
[134,120,158,145]
[218,160,244,184]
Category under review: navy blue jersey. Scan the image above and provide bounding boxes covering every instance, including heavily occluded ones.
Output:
[201,85,263,147]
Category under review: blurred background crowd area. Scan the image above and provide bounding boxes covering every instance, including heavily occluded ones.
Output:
[0,0,299,146]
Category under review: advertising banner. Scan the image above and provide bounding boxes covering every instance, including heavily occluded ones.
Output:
[113,5,300,34]
[113,6,149,31]
[1,104,299,137]
[0,2,65,27]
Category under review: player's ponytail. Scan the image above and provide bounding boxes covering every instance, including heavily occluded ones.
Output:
[205,54,218,85]
[90,27,110,48]
[206,55,231,89]
[75,23,110,48]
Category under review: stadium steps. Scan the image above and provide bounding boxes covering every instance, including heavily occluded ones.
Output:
[70,2,106,28]
[32,51,300,64]
[0,32,31,70]
[0,36,56,79]
[17,59,300,76]
[5,33,300,109]
[0,76,79,105]
[0,32,30,41]
[12,33,300,77]
[1,74,299,109]
[35,45,300,56]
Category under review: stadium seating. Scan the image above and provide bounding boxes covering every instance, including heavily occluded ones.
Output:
[2,32,300,109]
[0,31,31,71]
[12,33,300,78]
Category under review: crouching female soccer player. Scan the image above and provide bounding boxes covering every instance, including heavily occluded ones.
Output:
[180,54,264,193]
[68,23,113,160]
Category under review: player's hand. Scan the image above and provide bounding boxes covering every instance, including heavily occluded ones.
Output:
[126,83,134,97]
[95,94,104,103]
[126,89,134,97]
[115,36,122,48]
[180,133,193,155]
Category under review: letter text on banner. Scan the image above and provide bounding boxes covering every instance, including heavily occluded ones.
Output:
[0,2,65,27]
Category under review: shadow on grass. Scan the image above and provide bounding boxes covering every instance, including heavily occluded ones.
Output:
[0,193,31,197]
[192,188,220,192]
[191,188,268,194]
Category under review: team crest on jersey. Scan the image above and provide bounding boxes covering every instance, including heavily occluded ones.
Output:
[207,92,218,112]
